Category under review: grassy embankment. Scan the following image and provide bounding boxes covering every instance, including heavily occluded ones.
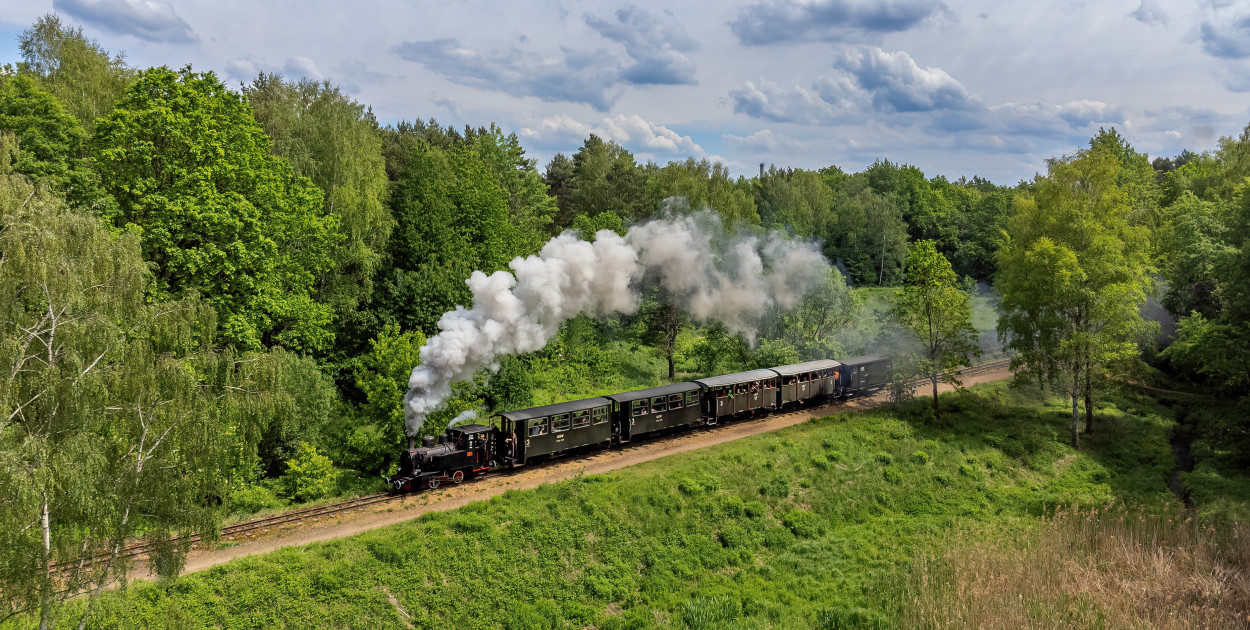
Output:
[31,378,1249,629]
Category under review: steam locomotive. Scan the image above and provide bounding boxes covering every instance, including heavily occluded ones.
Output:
[387,354,890,492]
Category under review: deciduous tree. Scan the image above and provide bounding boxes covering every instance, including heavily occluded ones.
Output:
[891,240,980,416]
[997,144,1154,447]
[245,74,394,355]
[18,14,132,131]
[92,66,337,351]
[0,139,233,629]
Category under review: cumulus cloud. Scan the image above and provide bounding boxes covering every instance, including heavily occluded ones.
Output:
[520,113,704,156]
[585,4,699,85]
[394,38,622,111]
[724,128,806,153]
[54,0,196,43]
[729,79,856,124]
[835,46,980,112]
[730,0,945,45]
[730,46,978,124]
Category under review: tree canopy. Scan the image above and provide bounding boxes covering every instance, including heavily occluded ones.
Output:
[92,66,337,352]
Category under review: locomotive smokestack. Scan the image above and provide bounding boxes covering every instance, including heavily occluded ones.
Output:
[407,436,415,450]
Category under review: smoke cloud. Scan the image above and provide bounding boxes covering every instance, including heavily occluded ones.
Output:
[403,210,831,436]
[447,410,479,430]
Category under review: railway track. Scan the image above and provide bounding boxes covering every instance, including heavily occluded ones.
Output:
[54,493,402,574]
[67,355,1014,573]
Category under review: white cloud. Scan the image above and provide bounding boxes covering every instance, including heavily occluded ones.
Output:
[724,128,806,153]
[584,4,699,85]
[597,114,704,154]
[521,113,703,156]
[394,38,623,111]
[729,79,857,124]
[54,0,196,43]
[835,46,980,112]
[283,56,324,81]
[730,0,946,45]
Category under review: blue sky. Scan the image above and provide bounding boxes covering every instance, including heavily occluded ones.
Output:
[3,0,1250,184]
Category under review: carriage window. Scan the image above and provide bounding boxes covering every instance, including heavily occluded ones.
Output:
[631,400,648,417]
[651,396,667,412]
[736,384,748,395]
[686,391,699,406]
[668,393,683,409]
[571,409,590,429]
[528,418,548,437]
[552,413,571,432]
[717,387,730,398]
[592,407,608,424]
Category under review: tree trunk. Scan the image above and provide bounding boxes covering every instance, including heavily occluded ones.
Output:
[667,352,675,380]
[930,372,939,418]
[1084,360,1094,434]
[39,499,52,630]
[1070,371,1080,449]
[878,239,887,286]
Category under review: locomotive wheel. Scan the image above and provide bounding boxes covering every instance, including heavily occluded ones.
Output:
[427,477,440,489]
[451,470,465,484]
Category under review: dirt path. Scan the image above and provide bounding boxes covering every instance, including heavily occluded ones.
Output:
[139,364,1012,579]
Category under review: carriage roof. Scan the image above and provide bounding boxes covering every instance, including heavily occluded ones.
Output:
[770,359,843,376]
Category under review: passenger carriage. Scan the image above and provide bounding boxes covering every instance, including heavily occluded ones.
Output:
[605,383,702,442]
[693,369,779,423]
[496,397,612,465]
[771,359,842,406]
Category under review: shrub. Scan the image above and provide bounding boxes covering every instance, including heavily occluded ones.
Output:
[763,526,794,549]
[912,450,931,464]
[875,453,893,465]
[782,509,821,538]
[959,462,983,481]
[760,476,790,498]
[882,467,903,484]
[282,442,341,502]
[228,483,284,514]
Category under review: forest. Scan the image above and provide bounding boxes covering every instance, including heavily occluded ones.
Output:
[2,13,1249,629]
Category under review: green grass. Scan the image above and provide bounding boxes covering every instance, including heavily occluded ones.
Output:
[24,380,1198,630]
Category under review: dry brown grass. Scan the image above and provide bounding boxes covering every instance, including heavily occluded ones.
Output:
[903,506,1250,629]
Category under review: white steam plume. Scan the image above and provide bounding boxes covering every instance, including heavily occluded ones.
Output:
[403,210,830,436]
[447,410,478,430]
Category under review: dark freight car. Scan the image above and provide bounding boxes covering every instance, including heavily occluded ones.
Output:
[838,354,890,395]
[497,397,612,465]
[694,369,779,422]
[606,382,702,442]
[771,359,842,406]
